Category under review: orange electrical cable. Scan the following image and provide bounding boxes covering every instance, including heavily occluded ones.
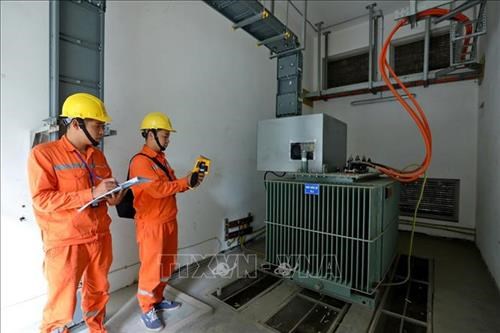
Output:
[374,8,472,182]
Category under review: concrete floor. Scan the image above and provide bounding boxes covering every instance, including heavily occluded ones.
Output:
[99,232,500,333]
[397,232,500,333]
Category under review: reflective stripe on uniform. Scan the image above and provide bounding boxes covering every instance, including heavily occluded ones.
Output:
[53,162,98,171]
[138,288,154,297]
[53,163,86,171]
[84,310,99,318]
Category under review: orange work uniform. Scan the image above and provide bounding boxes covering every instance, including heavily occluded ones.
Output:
[27,136,113,333]
[129,145,190,313]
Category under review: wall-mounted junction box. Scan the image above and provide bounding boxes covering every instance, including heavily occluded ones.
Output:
[257,113,347,173]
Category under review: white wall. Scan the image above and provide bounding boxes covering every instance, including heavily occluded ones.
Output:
[476,0,500,290]
[308,5,479,240]
[1,1,51,331]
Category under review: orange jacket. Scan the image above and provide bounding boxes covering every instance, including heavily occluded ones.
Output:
[27,136,112,251]
[129,145,190,226]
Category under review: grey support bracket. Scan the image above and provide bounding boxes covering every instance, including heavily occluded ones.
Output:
[232,10,268,30]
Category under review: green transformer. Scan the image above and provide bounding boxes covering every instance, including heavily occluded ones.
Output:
[265,175,400,308]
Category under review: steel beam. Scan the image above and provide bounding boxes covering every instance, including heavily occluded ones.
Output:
[452,30,488,41]
[323,31,330,90]
[49,0,59,121]
[301,0,307,49]
[367,3,376,92]
[433,0,482,24]
[287,0,318,32]
[350,93,417,106]
[99,6,105,100]
[315,22,323,94]
[322,13,368,31]
[423,16,431,85]
[394,0,452,21]
[304,69,480,100]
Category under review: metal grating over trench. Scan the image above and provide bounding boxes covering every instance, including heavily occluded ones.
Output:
[212,269,281,310]
[370,255,434,333]
[264,289,350,333]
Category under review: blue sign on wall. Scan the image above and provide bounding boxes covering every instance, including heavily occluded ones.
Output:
[304,183,320,195]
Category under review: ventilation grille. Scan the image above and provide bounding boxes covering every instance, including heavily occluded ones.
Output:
[400,178,459,222]
[327,52,369,88]
[394,33,450,76]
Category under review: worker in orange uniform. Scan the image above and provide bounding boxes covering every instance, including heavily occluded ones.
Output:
[27,93,125,333]
[129,112,204,331]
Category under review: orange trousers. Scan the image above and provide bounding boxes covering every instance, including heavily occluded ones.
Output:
[40,235,112,333]
[136,221,178,313]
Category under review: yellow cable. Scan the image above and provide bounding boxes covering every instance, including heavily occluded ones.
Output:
[239,234,265,258]
[383,173,427,286]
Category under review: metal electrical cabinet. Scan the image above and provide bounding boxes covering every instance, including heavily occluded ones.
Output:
[257,113,347,173]
[264,176,400,307]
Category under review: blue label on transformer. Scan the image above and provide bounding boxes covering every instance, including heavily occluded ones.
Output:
[304,183,320,195]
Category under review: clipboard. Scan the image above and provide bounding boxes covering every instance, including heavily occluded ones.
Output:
[78,176,150,212]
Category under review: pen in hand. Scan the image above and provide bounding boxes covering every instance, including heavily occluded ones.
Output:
[91,178,118,199]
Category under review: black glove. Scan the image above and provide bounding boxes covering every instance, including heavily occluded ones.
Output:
[189,172,199,188]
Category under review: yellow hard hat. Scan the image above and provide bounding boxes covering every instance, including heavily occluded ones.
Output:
[140,112,176,132]
[61,93,111,123]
